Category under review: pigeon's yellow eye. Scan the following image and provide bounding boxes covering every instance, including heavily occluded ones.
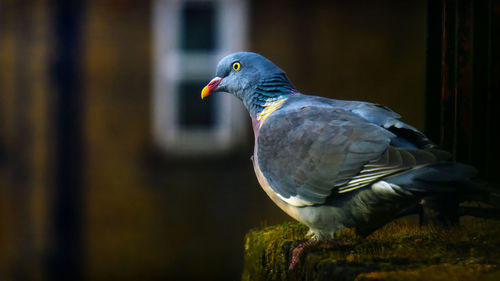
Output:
[232,62,241,71]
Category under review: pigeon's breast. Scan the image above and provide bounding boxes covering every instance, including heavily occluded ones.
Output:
[252,146,303,221]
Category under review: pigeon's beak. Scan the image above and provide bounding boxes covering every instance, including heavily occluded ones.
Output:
[201,77,223,99]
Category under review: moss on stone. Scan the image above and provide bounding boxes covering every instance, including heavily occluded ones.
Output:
[241,217,500,281]
[354,264,499,281]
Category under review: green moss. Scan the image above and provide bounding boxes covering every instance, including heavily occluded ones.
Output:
[242,222,309,281]
[241,217,500,281]
[354,264,499,281]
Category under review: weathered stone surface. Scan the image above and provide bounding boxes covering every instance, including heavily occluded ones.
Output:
[242,218,500,281]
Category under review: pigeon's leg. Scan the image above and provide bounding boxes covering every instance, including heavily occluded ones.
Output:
[289,232,361,271]
[288,236,319,271]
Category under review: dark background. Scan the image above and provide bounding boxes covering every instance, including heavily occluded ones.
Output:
[0,0,497,280]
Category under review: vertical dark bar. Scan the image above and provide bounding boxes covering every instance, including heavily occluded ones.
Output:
[489,0,500,185]
[48,1,85,281]
[454,0,473,163]
[429,0,461,225]
[425,0,499,222]
[424,0,443,143]
[441,0,457,154]
[470,0,492,178]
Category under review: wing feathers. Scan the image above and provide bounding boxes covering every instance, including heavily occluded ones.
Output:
[336,147,442,193]
[257,94,445,206]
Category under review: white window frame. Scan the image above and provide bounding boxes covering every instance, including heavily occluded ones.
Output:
[153,0,248,155]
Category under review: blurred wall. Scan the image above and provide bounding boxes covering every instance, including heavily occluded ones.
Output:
[0,1,51,280]
[251,0,425,129]
[0,0,425,280]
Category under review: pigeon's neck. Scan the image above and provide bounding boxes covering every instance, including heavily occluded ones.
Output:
[244,74,297,119]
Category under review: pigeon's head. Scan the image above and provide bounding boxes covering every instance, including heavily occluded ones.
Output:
[201,52,293,104]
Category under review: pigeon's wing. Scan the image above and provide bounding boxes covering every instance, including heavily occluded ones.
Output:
[313,96,436,150]
[256,100,439,207]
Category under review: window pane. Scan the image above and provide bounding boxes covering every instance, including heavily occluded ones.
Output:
[178,80,215,128]
[181,2,216,51]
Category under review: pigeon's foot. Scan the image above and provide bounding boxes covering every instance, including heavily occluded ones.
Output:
[288,236,319,271]
[288,234,360,271]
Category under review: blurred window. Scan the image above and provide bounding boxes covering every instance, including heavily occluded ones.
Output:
[153,0,248,155]
[181,2,216,51]
[178,80,215,127]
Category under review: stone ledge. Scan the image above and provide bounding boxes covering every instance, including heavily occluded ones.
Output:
[242,218,500,281]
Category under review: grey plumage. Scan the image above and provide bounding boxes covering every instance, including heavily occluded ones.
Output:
[202,52,492,240]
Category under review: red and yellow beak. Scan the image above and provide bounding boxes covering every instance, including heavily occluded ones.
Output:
[201,77,222,99]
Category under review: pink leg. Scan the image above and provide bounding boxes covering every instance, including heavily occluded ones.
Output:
[288,236,319,271]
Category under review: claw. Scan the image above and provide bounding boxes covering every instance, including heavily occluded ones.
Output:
[288,236,319,271]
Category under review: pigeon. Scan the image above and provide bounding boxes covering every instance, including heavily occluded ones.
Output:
[201,52,494,269]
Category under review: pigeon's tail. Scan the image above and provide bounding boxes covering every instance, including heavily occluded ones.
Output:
[386,162,499,206]
[386,162,500,223]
